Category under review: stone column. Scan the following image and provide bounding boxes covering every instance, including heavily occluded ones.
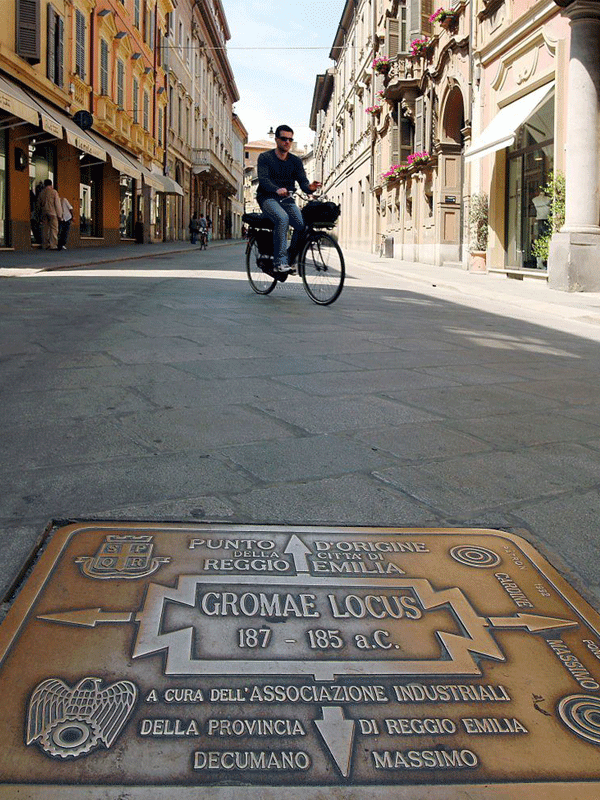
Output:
[548,0,600,291]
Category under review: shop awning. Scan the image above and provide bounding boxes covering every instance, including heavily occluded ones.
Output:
[91,135,142,181]
[144,170,184,195]
[464,82,554,162]
[0,74,41,127]
[30,96,107,162]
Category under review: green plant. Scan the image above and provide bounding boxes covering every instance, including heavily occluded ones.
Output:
[531,172,565,262]
[468,193,488,251]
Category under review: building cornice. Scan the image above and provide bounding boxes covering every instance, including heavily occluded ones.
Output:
[478,0,559,65]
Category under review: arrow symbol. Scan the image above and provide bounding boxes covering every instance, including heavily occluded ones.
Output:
[38,608,134,628]
[314,706,355,778]
[284,534,311,573]
[487,613,578,633]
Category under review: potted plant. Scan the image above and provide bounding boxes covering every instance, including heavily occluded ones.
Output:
[429,7,459,29]
[372,56,391,75]
[468,192,488,272]
[365,105,382,117]
[381,164,409,184]
[409,37,431,58]
[407,151,430,168]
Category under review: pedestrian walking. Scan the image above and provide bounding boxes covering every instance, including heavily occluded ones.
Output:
[189,214,200,244]
[206,215,212,241]
[57,195,74,250]
[36,179,63,250]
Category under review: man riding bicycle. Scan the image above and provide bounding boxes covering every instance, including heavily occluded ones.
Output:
[256,125,321,273]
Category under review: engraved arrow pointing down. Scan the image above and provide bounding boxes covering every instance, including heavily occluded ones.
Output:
[314,706,355,778]
[283,535,311,573]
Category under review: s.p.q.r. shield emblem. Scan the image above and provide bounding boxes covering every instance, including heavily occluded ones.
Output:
[75,534,170,580]
[26,677,137,759]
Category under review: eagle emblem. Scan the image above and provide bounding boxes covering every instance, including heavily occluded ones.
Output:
[26,677,137,758]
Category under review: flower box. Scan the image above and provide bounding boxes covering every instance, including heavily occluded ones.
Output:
[381,164,409,183]
[407,151,430,168]
[372,56,391,74]
[409,37,431,58]
[365,105,382,115]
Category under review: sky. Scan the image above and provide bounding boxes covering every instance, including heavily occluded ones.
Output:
[223,0,345,149]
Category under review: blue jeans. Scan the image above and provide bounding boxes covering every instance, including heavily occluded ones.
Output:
[259,197,305,267]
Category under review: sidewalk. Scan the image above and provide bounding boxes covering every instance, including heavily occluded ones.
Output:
[0,238,239,275]
[345,248,600,329]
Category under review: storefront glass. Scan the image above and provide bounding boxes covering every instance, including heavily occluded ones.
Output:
[120,176,134,238]
[79,156,103,237]
[0,132,6,247]
[29,141,55,244]
[506,96,554,269]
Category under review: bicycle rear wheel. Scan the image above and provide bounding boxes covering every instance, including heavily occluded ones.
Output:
[246,237,277,295]
[300,231,345,305]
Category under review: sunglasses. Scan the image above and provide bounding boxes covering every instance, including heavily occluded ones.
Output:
[277,136,293,142]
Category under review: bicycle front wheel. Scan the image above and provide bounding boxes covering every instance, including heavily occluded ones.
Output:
[300,231,345,305]
[246,237,277,295]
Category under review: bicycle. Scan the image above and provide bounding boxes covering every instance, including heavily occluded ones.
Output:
[243,197,345,306]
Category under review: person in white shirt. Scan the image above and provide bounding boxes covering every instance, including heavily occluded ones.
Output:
[58,196,73,250]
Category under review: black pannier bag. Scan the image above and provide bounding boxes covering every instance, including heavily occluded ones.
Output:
[242,212,274,230]
[301,200,340,228]
[254,228,274,256]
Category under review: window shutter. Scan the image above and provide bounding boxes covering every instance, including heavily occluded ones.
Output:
[117,60,124,108]
[16,0,40,64]
[143,91,149,130]
[55,13,63,87]
[391,122,399,164]
[399,3,408,52]
[133,78,139,123]
[421,0,433,35]
[400,116,413,162]
[386,18,399,59]
[100,39,108,95]
[414,95,424,153]
[75,10,85,80]
[46,4,56,82]
[409,0,420,40]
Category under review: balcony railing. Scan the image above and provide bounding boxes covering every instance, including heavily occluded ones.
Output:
[383,55,425,100]
[192,148,236,192]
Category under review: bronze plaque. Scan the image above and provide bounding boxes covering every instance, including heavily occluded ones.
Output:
[1,523,600,799]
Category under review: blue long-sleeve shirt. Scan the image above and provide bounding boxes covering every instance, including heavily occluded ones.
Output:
[256,149,312,204]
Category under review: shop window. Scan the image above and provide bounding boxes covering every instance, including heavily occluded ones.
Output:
[16,0,41,64]
[120,176,134,238]
[506,95,554,270]
[29,140,55,244]
[0,132,7,246]
[46,4,64,88]
[79,155,103,237]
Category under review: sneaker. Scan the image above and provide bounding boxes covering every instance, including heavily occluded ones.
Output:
[274,263,293,273]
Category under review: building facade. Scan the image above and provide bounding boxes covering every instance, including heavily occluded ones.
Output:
[311,0,596,290]
[1,0,244,251]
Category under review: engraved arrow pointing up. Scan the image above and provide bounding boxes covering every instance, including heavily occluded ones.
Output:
[284,535,311,573]
[38,608,134,628]
[487,613,578,633]
[314,706,355,778]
